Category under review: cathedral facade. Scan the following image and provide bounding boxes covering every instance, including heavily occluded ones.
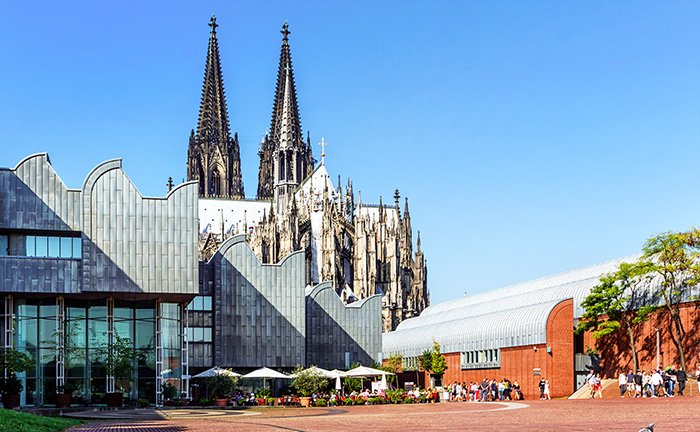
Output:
[187,18,428,331]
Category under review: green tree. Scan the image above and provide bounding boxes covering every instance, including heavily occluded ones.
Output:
[291,365,328,397]
[106,335,142,393]
[380,353,402,387]
[0,348,33,395]
[208,374,238,399]
[430,340,447,376]
[576,260,656,371]
[343,362,363,393]
[418,349,432,373]
[641,229,700,372]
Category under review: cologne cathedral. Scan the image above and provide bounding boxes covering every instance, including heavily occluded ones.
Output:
[186,17,428,331]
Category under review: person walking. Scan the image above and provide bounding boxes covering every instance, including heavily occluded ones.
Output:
[677,368,687,396]
[544,379,551,400]
[593,373,603,399]
[618,371,627,398]
[587,371,596,399]
[539,378,546,400]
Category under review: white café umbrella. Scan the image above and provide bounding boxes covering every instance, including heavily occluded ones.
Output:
[342,366,394,378]
[380,373,388,390]
[241,367,290,394]
[241,367,290,379]
[192,366,241,379]
[289,366,337,379]
[329,369,344,390]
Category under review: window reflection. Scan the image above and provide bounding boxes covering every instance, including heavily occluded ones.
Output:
[14,235,82,258]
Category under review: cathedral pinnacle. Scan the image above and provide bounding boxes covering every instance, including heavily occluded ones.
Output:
[281,21,290,41]
[187,16,244,199]
[257,21,314,199]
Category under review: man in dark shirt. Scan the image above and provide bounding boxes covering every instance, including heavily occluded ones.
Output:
[480,379,489,402]
[539,378,546,400]
[676,368,687,396]
[634,371,643,398]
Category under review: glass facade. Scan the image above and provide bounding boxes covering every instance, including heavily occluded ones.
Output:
[160,303,182,396]
[9,298,181,406]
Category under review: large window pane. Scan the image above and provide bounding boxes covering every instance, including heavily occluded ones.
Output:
[60,237,72,258]
[48,237,60,257]
[35,236,48,257]
[26,236,35,256]
[72,238,82,258]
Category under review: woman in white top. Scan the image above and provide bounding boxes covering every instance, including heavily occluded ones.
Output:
[544,379,551,400]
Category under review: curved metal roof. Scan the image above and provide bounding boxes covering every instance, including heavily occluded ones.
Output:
[383,255,642,358]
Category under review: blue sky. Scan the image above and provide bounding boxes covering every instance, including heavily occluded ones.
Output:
[1,1,699,305]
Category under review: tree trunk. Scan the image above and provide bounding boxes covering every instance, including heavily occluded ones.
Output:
[669,308,686,372]
[625,321,639,371]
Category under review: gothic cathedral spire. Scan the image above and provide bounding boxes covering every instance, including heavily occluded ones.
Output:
[187,16,244,199]
[257,22,314,200]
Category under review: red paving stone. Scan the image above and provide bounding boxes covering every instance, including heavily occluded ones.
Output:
[69,397,700,432]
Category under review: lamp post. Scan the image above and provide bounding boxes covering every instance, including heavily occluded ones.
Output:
[655,328,661,369]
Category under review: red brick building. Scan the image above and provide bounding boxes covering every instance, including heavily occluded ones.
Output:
[383,256,700,400]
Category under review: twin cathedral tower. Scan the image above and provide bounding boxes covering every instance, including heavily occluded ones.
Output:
[186,17,428,331]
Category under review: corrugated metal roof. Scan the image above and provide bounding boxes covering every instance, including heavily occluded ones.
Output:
[382,254,643,358]
[383,299,563,358]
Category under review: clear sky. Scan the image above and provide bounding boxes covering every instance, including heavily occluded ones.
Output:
[1,1,699,305]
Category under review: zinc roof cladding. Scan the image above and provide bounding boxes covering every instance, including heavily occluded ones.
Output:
[383,298,563,358]
[410,254,641,325]
[383,254,642,357]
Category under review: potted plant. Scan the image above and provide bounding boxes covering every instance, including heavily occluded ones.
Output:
[105,335,140,407]
[55,381,77,408]
[208,374,238,407]
[291,366,328,408]
[0,348,33,409]
[162,382,179,406]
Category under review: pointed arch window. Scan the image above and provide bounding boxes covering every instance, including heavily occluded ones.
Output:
[211,170,221,196]
[198,165,205,195]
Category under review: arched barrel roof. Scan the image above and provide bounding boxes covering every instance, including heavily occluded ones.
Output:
[383,255,640,358]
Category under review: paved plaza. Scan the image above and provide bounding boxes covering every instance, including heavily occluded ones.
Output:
[65,397,700,432]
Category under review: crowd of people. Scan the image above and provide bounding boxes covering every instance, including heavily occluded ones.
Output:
[447,378,524,401]
[587,364,700,399]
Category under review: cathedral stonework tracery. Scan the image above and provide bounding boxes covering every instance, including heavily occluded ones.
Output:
[187,19,428,331]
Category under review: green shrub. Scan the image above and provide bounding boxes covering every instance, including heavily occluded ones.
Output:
[208,374,238,399]
[138,398,150,408]
[291,365,328,397]
[256,387,271,398]
[162,382,178,400]
[314,398,327,407]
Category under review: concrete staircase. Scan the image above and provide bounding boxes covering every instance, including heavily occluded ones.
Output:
[568,379,617,399]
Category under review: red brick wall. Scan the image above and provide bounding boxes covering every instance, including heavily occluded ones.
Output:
[583,302,700,377]
[436,299,574,400]
[391,300,700,398]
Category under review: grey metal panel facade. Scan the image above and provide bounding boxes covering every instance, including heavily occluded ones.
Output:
[212,235,306,369]
[0,257,80,294]
[81,163,199,294]
[306,283,382,369]
[0,153,199,297]
[0,154,80,231]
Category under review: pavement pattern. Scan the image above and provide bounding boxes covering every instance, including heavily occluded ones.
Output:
[67,396,700,432]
